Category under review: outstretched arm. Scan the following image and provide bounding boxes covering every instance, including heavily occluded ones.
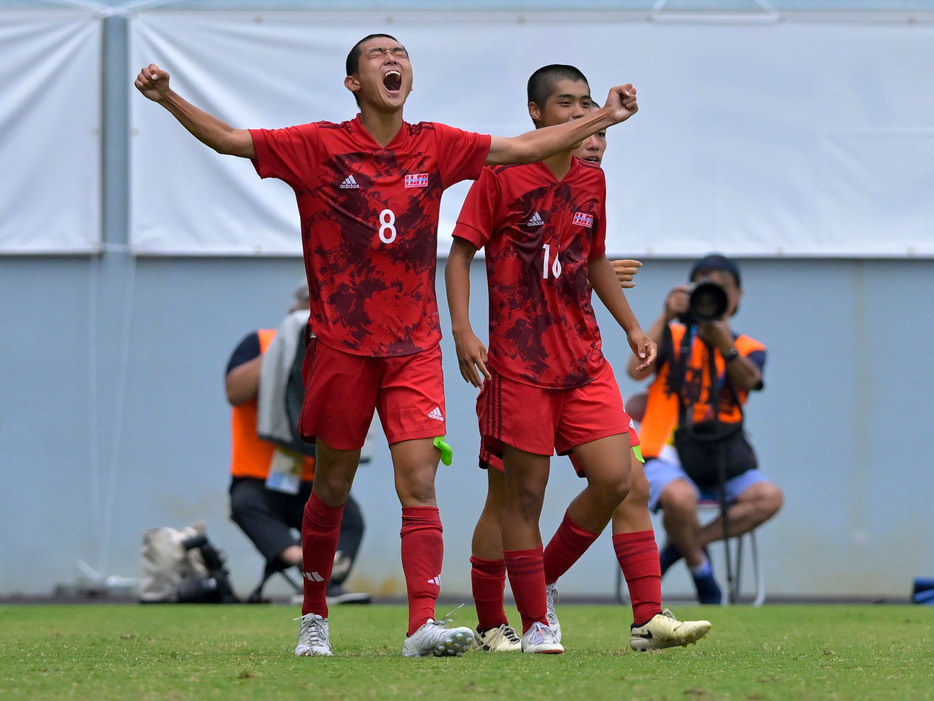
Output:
[445,237,489,388]
[626,285,689,381]
[134,63,255,159]
[486,84,638,165]
[589,255,656,372]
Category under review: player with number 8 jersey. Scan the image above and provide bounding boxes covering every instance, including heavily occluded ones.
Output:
[250,118,489,358]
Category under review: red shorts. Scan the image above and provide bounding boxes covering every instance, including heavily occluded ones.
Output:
[299,339,446,450]
[479,426,640,476]
[477,361,632,461]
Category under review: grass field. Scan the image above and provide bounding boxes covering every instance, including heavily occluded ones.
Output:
[1,603,932,700]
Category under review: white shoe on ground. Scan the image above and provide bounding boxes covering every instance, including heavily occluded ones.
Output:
[402,618,474,657]
[545,582,562,643]
[521,621,564,654]
[474,623,522,652]
[629,609,712,652]
[294,612,332,657]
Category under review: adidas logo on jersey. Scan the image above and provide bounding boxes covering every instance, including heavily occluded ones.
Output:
[339,175,360,189]
[428,406,444,421]
[527,211,545,227]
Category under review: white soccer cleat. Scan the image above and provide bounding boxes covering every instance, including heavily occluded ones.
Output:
[402,618,474,657]
[521,621,564,654]
[629,608,711,652]
[294,612,332,657]
[474,623,522,652]
[545,582,562,643]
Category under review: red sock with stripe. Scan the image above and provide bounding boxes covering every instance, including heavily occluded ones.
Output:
[543,511,600,585]
[301,492,344,617]
[504,546,546,634]
[401,505,443,636]
[470,556,508,631]
[613,530,663,625]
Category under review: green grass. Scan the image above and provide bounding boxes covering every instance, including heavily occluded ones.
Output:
[1,603,932,700]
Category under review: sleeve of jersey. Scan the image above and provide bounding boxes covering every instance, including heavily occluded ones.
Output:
[434,123,492,187]
[225,332,261,376]
[589,172,608,261]
[451,168,498,250]
[249,123,319,188]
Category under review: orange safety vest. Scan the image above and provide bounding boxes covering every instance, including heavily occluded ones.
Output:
[229,329,315,481]
[639,324,764,459]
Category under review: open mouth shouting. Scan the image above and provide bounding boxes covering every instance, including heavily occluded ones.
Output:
[383,70,403,94]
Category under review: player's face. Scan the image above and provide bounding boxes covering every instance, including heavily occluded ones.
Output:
[531,78,593,148]
[345,37,413,111]
[573,129,607,166]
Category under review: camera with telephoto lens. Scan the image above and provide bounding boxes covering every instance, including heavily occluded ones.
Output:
[679,279,729,325]
[176,533,239,603]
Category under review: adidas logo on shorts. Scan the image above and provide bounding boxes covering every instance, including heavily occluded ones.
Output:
[428,406,444,421]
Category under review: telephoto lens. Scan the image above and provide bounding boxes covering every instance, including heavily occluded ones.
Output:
[687,280,728,323]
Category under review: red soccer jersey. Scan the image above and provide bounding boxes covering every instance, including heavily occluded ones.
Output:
[453,158,608,389]
[251,116,491,357]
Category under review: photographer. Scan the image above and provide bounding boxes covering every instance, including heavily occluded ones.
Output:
[626,254,782,604]
[226,284,369,605]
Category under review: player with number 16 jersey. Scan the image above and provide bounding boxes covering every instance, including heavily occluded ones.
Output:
[453,158,608,389]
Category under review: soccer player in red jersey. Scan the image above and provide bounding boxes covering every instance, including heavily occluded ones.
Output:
[135,35,639,658]
[446,64,704,653]
[456,107,711,654]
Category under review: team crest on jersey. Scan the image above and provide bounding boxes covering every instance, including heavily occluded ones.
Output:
[405,173,429,188]
[573,211,594,228]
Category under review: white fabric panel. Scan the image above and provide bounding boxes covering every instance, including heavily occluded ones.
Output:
[129,12,934,257]
[0,12,102,254]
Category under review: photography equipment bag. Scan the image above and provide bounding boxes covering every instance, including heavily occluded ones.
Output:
[139,523,238,603]
[668,325,757,490]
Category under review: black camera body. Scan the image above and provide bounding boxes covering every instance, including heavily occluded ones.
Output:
[177,533,239,603]
[679,279,729,325]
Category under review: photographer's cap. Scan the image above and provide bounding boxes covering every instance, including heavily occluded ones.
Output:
[689,253,741,288]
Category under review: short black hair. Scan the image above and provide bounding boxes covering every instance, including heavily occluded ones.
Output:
[527,64,590,125]
[346,33,402,76]
[690,253,742,288]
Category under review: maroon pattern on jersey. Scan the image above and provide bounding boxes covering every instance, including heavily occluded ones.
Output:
[453,159,608,389]
[251,117,491,357]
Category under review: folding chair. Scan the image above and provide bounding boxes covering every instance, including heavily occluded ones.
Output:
[698,493,765,606]
[246,559,303,603]
[614,506,765,607]
[614,392,765,606]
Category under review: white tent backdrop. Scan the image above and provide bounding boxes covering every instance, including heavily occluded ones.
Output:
[128,11,934,257]
[0,11,102,254]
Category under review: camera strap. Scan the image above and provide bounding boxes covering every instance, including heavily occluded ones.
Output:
[674,324,743,432]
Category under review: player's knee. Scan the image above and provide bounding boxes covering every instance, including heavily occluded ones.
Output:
[627,469,650,507]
